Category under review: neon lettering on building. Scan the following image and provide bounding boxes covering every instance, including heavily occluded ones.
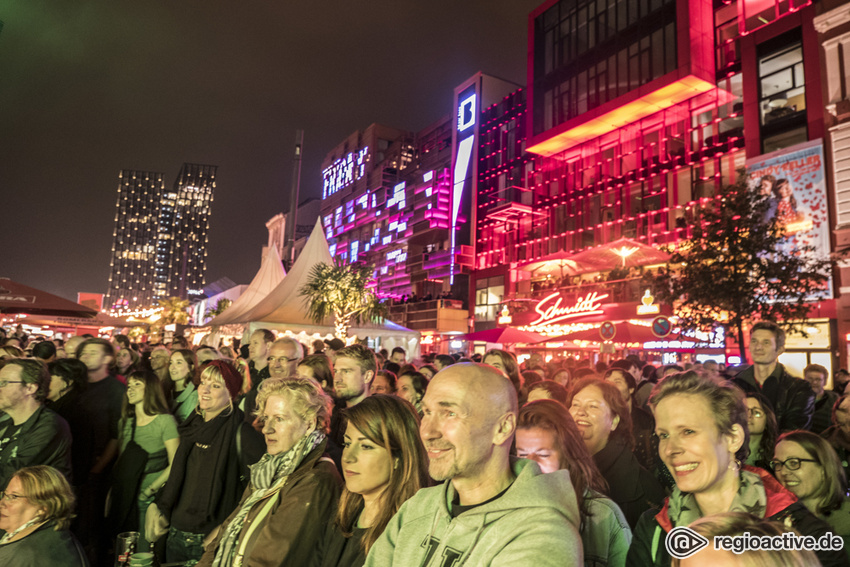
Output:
[322,147,369,199]
[529,291,610,326]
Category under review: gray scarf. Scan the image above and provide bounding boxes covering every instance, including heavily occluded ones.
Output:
[211,429,325,567]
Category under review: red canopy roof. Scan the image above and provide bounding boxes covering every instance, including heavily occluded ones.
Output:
[0,278,98,318]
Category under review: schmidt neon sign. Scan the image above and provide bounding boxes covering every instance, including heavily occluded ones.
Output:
[529,291,610,326]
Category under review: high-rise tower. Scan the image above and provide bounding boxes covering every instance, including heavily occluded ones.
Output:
[106,163,217,313]
[106,170,166,311]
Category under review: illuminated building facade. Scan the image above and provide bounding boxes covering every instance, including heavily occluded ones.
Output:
[471,0,835,370]
[319,76,521,346]
[106,170,165,311]
[106,163,216,312]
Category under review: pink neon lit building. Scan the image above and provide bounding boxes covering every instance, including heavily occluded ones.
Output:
[470,0,836,369]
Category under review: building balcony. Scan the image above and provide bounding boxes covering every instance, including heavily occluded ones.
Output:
[482,186,547,223]
[387,299,469,333]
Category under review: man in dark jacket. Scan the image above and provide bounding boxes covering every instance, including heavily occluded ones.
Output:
[0,359,72,488]
[806,363,839,434]
[733,321,814,432]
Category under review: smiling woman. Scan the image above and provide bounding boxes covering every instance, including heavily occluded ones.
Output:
[105,370,178,552]
[627,371,848,567]
[567,377,663,529]
[145,361,264,566]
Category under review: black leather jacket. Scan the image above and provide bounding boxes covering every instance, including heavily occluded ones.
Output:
[734,363,815,432]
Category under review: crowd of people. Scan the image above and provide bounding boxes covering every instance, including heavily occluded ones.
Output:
[0,320,848,565]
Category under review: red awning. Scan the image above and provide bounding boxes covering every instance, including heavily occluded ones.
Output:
[457,327,549,344]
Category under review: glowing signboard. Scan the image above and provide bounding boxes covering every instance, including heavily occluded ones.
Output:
[458,93,476,132]
[636,290,660,315]
[529,291,610,327]
[322,147,369,199]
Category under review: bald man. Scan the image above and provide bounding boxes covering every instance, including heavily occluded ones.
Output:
[267,337,303,379]
[365,363,582,566]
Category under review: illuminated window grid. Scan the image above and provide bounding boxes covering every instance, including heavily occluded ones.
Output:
[476,84,745,271]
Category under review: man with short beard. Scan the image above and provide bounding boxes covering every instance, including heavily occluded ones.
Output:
[365,363,582,566]
[328,344,376,457]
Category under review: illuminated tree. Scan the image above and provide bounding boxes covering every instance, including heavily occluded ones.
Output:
[644,169,835,359]
[300,261,386,340]
[156,296,190,325]
[204,298,232,321]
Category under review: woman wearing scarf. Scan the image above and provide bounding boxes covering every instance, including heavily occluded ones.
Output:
[626,371,848,567]
[197,377,342,567]
[146,360,264,565]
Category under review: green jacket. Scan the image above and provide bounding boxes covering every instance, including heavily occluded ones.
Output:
[364,458,582,567]
[582,490,632,567]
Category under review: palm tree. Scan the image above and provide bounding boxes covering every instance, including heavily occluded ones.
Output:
[157,297,190,325]
[204,298,232,321]
[300,261,386,340]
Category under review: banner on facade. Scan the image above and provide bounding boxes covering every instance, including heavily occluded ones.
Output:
[745,139,832,300]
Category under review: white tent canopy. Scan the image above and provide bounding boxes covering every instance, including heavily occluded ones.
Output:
[229,219,420,357]
[207,244,286,326]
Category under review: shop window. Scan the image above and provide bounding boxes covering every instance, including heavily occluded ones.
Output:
[474,276,505,322]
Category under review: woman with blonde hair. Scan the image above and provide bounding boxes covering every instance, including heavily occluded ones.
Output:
[198,377,342,566]
[627,371,846,567]
[317,394,430,566]
[0,465,87,566]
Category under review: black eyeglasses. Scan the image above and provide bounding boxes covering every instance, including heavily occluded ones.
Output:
[0,380,24,389]
[770,457,819,471]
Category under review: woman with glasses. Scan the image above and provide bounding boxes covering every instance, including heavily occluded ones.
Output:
[627,371,846,567]
[744,392,778,472]
[0,465,87,566]
[773,430,850,556]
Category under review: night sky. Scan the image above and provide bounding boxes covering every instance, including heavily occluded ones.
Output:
[1,1,541,303]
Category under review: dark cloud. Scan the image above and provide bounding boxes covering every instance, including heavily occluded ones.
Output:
[0,0,540,301]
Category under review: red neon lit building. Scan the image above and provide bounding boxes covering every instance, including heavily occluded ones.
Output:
[471,0,837,371]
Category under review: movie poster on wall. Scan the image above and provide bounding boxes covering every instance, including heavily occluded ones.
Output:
[745,139,832,300]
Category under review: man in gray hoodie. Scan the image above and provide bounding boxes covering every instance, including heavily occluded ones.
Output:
[365,362,583,566]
